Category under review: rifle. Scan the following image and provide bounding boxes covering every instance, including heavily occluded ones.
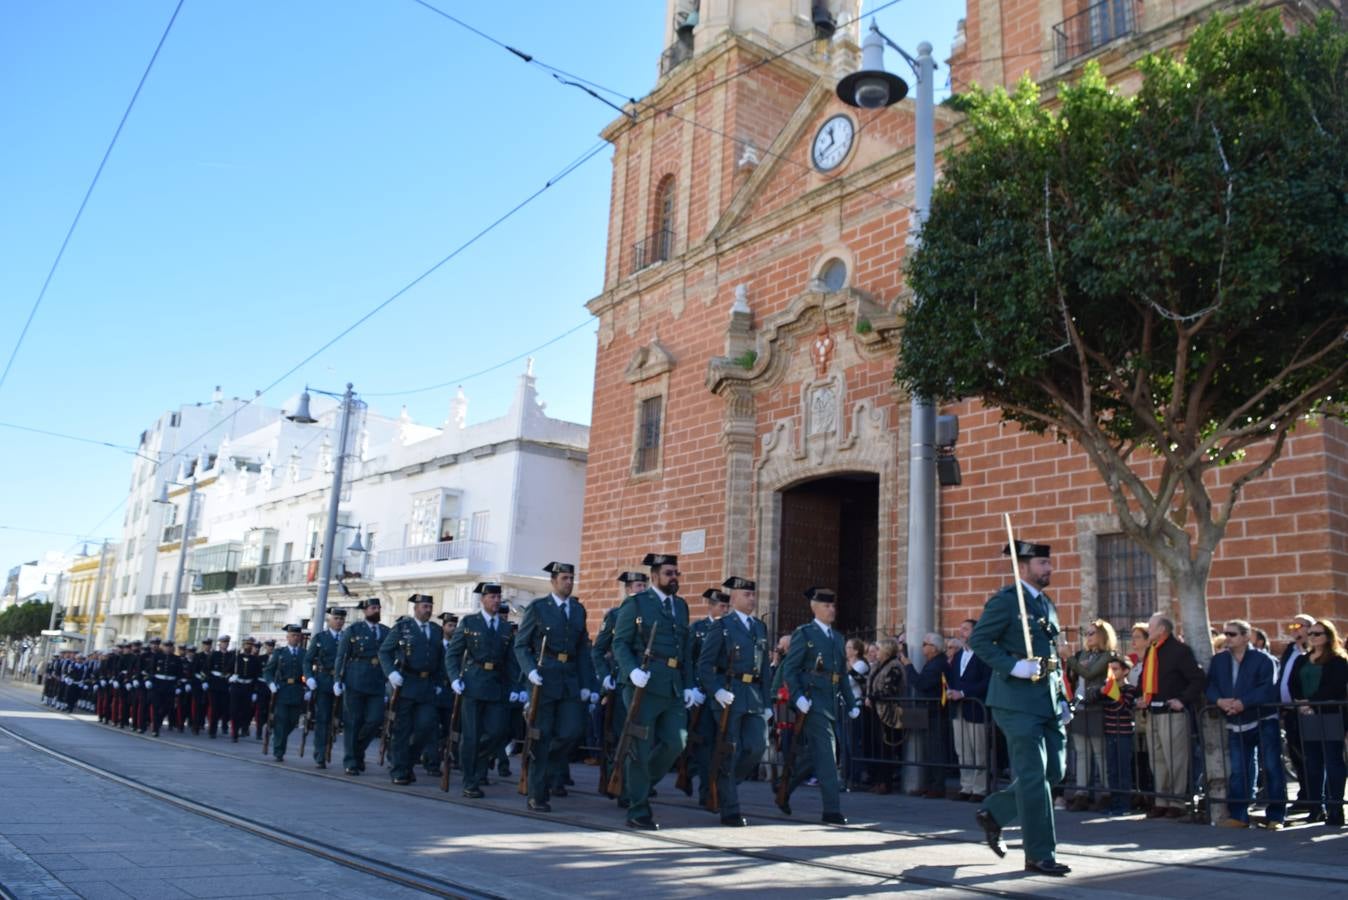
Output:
[706,644,739,814]
[517,636,547,796]
[440,690,463,792]
[775,654,823,812]
[299,693,314,757]
[261,691,278,756]
[673,703,702,796]
[597,687,616,797]
[325,693,342,765]
[606,623,658,797]
[378,685,401,767]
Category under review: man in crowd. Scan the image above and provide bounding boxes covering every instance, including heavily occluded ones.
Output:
[263,624,309,762]
[1136,613,1205,819]
[689,587,730,807]
[1206,618,1285,829]
[334,598,388,776]
[207,635,234,739]
[446,582,515,798]
[1279,613,1316,813]
[947,617,992,801]
[592,571,646,802]
[379,594,446,785]
[305,607,346,768]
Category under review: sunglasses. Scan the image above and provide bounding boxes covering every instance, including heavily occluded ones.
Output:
[1223,631,1240,637]
[1308,630,1327,637]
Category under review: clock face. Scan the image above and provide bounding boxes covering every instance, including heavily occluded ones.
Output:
[811,114,854,172]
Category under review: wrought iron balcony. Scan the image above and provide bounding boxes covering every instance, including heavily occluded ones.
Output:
[631,228,673,275]
[1053,0,1142,67]
[144,593,172,610]
[373,539,491,569]
[235,559,312,587]
[161,523,184,544]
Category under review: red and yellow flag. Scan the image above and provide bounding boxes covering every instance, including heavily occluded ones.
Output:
[1102,675,1122,702]
[1141,635,1164,704]
[940,673,948,707]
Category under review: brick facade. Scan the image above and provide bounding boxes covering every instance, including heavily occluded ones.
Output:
[579,0,1348,647]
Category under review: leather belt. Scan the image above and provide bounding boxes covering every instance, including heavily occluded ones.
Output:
[545,650,570,663]
[154,674,175,681]
[210,670,224,676]
[311,666,334,674]
[475,661,497,671]
[740,673,758,684]
[285,678,297,684]
[664,657,680,669]
[830,674,841,684]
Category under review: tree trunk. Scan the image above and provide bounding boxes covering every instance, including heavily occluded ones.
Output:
[1171,570,1214,668]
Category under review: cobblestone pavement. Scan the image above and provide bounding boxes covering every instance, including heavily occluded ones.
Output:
[2,680,1346,899]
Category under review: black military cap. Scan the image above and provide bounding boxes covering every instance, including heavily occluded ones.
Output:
[200,638,213,646]
[473,582,502,595]
[217,635,231,642]
[328,608,347,618]
[409,593,435,605]
[543,562,575,575]
[356,598,381,610]
[617,571,648,584]
[283,624,303,634]
[701,589,730,604]
[722,576,756,591]
[438,612,459,624]
[1003,540,1051,560]
[149,638,162,645]
[642,553,677,568]
[804,586,837,604]
[162,640,175,647]
[241,637,256,645]
[131,639,143,646]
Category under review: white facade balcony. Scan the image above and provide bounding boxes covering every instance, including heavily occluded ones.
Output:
[372,539,492,581]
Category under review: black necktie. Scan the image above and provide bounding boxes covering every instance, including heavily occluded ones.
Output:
[423,624,431,642]
[488,617,496,633]
[662,596,672,618]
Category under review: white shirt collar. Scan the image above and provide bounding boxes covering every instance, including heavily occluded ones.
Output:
[736,610,752,629]
[1020,580,1042,599]
[651,585,670,602]
[551,593,568,606]
[813,618,832,636]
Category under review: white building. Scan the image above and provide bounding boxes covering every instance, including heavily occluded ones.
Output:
[1,551,69,609]
[156,365,587,645]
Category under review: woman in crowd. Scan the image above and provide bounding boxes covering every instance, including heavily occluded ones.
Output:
[843,638,869,789]
[1065,620,1117,811]
[863,638,905,794]
[1289,618,1348,826]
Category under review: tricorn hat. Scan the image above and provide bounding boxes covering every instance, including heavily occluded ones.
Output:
[473,582,502,595]
[642,553,678,568]
[804,586,837,604]
[701,588,730,604]
[437,612,459,624]
[617,571,648,584]
[408,593,435,605]
[722,576,756,592]
[543,562,575,575]
[1003,540,1051,560]
[356,598,381,610]
[328,607,347,618]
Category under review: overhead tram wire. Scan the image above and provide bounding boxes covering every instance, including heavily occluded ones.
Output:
[0,0,186,399]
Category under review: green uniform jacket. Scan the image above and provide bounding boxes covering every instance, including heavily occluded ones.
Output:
[690,617,717,694]
[781,622,855,722]
[697,612,770,714]
[968,583,1067,718]
[613,588,692,699]
[445,613,515,702]
[378,618,446,703]
[513,596,598,700]
[335,620,388,695]
[305,630,340,692]
[591,607,621,685]
[263,646,307,705]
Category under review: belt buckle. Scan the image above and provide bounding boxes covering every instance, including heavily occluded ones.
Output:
[740,673,754,684]
[418,672,429,679]
[666,658,679,669]
[286,678,295,684]
[556,652,569,663]
[830,674,840,684]
[482,662,495,671]
[370,659,380,665]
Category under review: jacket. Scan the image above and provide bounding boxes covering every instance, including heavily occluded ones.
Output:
[968,583,1068,718]
[1204,648,1280,727]
[696,611,770,715]
[781,621,856,722]
[612,588,691,699]
[514,595,598,701]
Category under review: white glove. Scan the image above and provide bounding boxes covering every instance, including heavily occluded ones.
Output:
[269,683,279,694]
[603,675,616,692]
[451,679,465,694]
[333,682,344,697]
[629,668,650,689]
[174,689,182,696]
[509,691,522,703]
[848,706,861,719]
[690,687,706,706]
[388,671,404,688]
[112,680,120,688]
[305,677,317,691]
[1059,700,1073,727]
[715,688,736,707]
[796,696,812,715]
[99,680,106,687]
[683,689,697,708]
[527,669,543,687]
[304,691,313,702]
[851,660,868,675]
[434,686,443,695]
[580,688,594,703]
[1010,659,1041,680]
[229,675,239,684]
[761,708,774,722]
[250,693,257,703]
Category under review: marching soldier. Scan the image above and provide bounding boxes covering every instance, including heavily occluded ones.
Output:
[689,587,730,806]
[514,562,598,812]
[189,639,212,734]
[446,583,515,798]
[230,637,263,742]
[256,639,276,736]
[305,607,346,769]
[777,586,859,825]
[147,639,181,736]
[698,576,771,827]
[207,636,234,738]
[263,624,309,762]
[593,571,647,803]
[378,594,446,785]
[334,598,388,776]
[423,613,459,777]
[133,639,156,732]
[613,553,699,830]
[970,540,1071,877]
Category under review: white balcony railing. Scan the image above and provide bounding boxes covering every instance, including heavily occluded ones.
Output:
[374,539,490,570]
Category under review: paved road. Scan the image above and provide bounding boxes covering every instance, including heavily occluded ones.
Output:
[1,681,1345,899]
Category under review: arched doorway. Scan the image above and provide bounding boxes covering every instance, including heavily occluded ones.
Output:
[775,472,879,638]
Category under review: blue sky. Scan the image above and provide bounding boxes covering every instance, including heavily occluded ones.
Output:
[0,1,966,569]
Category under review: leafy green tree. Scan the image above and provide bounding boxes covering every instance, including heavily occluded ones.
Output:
[898,12,1348,663]
[0,601,53,642]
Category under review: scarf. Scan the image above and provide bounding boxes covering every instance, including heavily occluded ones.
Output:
[1141,634,1166,704]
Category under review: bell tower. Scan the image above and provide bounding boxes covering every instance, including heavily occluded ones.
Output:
[663,1,861,72]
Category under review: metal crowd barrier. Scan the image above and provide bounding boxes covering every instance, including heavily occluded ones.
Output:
[846,695,1000,797]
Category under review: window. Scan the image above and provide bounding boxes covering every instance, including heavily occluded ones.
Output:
[634,396,663,474]
[820,258,847,292]
[187,617,219,645]
[410,490,448,546]
[1096,533,1156,634]
[654,175,675,259]
[469,511,490,543]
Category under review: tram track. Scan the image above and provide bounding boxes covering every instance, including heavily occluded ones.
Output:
[5,682,1348,895]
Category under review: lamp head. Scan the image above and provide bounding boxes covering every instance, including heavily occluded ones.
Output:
[347,529,366,554]
[287,390,318,424]
[836,24,908,109]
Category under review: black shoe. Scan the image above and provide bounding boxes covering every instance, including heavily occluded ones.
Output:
[315,761,327,769]
[392,776,413,785]
[232,734,239,743]
[274,755,285,762]
[976,809,1006,858]
[822,813,848,825]
[721,815,747,827]
[358,761,367,772]
[528,799,552,812]
[564,775,575,786]
[463,788,485,799]
[617,797,631,809]
[552,786,568,798]
[152,730,160,737]
[498,766,511,777]
[649,788,658,797]
[345,768,360,776]
[1025,859,1071,877]
[776,798,793,816]
[627,816,659,831]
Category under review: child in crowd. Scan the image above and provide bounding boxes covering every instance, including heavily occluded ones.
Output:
[1090,654,1138,816]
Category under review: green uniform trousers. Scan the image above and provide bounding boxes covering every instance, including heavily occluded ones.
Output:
[690,704,718,803]
[271,700,302,758]
[713,709,768,816]
[983,707,1066,862]
[785,710,843,816]
[621,690,687,821]
[527,697,585,802]
[311,691,335,763]
[342,688,383,771]
[389,694,438,781]
[461,697,511,790]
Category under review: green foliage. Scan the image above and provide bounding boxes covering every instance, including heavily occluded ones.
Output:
[734,349,758,369]
[855,317,873,335]
[899,12,1348,455]
[0,601,54,642]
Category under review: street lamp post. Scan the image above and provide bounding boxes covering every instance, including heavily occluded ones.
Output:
[838,24,938,663]
[83,539,112,653]
[164,480,198,642]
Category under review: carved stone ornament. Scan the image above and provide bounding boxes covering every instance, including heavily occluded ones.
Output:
[625,339,676,384]
[808,385,837,436]
[810,324,835,378]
